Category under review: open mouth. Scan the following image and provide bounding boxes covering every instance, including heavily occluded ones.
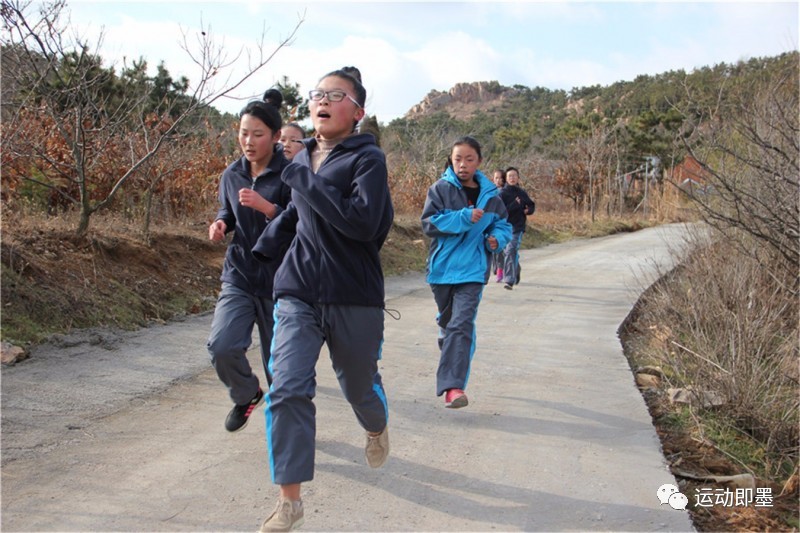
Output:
[317,110,331,120]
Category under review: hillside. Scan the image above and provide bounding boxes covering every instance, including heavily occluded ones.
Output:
[385,52,798,171]
[0,214,430,350]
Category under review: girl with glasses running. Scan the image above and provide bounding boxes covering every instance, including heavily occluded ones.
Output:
[253,66,393,532]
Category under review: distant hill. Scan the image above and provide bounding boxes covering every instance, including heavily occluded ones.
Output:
[383,51,798,171]
[405,81,520,121]
[399,52,797,124]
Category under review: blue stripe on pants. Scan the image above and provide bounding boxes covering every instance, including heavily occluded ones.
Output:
[430,283,484,396]
[265,297,388,485]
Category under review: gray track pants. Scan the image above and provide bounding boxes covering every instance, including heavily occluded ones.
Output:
[502,231,523,286]
[266,296,388,485]
[207,282,273,405]
[430,283,484,397]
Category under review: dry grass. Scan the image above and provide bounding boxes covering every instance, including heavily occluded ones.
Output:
[622,223,799,505]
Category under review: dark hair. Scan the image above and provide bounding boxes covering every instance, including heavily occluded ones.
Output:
[493,168,507,181]
[445,136,483,171]
[505,166,520,176]
[283,122,305,137]
[240,88,283,133]
[321,66,366,107]
[320,66,366,132]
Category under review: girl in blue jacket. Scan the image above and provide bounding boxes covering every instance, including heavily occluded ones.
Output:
[254,67,393,532]
[207,89,291,433]
[421,136,512,409]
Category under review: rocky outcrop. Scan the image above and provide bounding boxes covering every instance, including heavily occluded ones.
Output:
[405,81,517,119]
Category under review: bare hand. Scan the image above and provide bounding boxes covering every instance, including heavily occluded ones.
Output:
[239,188,275,218]
[487,235,498,251]
[208,220,226,242]
[471,208,484,223]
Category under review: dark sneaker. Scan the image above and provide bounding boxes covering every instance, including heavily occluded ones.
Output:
[365,427,389,468]
[260,498,304,532]
[225,388,264,432]
[444,388,468,409]
[504,283,513,290]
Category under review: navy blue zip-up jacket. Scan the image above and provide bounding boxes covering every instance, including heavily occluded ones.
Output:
[253,133,394,307]
[215,149,291,298]
[499,184,536,233]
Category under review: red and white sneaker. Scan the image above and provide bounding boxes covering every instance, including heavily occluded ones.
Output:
[444,388,468,409]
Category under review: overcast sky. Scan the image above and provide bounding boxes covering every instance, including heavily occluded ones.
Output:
[66,1,798,124]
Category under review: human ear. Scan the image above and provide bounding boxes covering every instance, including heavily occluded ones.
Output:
[354,107,366,123]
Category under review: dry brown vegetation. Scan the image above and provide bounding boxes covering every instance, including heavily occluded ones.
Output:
[620,224,799,531]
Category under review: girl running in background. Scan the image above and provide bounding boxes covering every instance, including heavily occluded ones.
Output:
[499,166,536,290]
[490,168,507,282]
[421,136,512,409]
[279,122,305,161]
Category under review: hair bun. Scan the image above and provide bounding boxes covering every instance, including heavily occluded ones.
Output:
[263,88,283,108]
[341,66,362,84]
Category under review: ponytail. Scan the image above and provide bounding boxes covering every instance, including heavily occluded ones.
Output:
[240,88,284,133]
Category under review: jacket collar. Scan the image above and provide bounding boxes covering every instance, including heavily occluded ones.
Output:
[238,146,288,178]
[442,167,497,194]
[300,132,377,154]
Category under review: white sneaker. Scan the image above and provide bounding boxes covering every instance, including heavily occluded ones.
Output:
[365,427,389,468]
[259,498,304,532]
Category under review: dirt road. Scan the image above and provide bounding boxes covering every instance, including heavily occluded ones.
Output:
[1,224,694,532]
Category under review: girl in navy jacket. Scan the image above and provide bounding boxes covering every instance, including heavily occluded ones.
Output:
[421,136,512,409]
[499,166,536,289]
[207,89,291,433]
[254,67,393,532]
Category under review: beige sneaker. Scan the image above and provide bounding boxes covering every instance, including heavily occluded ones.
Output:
[259,498,304,532]
[365,427,389,468]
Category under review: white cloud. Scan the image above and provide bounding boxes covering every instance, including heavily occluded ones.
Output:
[63,1,799,124]
[405,31,503,88]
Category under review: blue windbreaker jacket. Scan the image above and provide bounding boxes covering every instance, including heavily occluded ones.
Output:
[421,168,512,285]
[214,150,291,297]
[253,133,394,307]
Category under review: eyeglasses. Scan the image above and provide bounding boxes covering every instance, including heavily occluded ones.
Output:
[308,89,362,108]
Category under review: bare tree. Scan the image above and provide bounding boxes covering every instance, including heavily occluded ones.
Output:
[1,0,303,236]
[676,52,799,277]
[383,119,453,212]
[572,123,611,222]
